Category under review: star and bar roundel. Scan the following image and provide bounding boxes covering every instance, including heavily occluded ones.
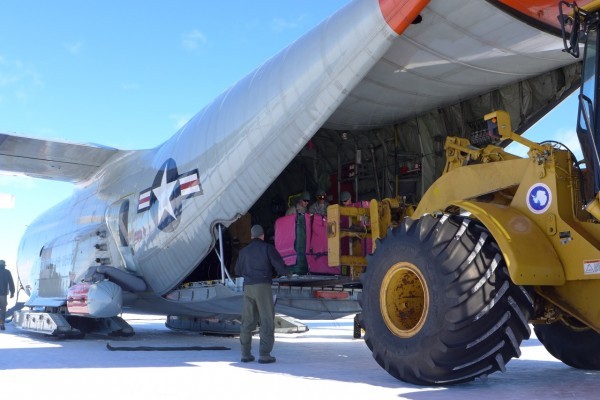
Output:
[137,158,202,231]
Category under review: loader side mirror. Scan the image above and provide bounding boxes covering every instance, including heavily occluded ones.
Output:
[558,1,582,58]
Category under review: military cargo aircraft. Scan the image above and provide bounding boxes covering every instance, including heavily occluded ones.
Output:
[0,0,588,373]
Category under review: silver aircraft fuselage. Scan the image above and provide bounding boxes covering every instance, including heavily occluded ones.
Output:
[15,0,420,319]
[7,0,582,321]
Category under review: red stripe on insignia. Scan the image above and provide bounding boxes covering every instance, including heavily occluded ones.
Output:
[180,173,201,196]
[138,191,151,210]
[180,178,198,190]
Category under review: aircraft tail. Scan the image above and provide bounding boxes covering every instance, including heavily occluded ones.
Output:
[140,0,429,294]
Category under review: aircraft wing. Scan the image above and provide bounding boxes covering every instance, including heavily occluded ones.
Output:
[0,133,120,184]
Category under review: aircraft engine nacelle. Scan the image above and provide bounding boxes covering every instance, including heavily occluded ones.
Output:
[66,280,123,318]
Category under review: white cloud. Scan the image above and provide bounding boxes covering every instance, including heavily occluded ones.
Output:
[0,193,15,208]
[121,82,140,91]
[270,14,307,32]
[549,128,583,161]
[0,60,21,87]
[169,113,192,129]
[64,41,84,55]
[506,127,584,161]
[181,29,208,50]
[15,89,28,101]
[0,175,37,190]
[0,56,42,101]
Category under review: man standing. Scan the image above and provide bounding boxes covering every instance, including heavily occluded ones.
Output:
[0,260,15,331]
[309,189,329,216]
[235,225,289,364]
[284,191,311,274]
[285,191,311,215]
[340,191,352,206]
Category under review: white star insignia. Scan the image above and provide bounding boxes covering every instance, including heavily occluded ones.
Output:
[152,169,178,222]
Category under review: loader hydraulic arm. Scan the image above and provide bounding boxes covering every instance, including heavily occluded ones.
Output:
[442,111,525,174]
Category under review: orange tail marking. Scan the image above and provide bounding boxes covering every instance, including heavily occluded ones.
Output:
[378,0,430,35]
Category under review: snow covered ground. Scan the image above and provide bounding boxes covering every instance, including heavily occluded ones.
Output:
[1,313,599,400]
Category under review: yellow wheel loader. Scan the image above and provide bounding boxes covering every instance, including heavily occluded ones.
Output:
[358,1,600,385]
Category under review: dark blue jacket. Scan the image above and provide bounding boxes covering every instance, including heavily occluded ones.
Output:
[0,265,15,297]
[235,239,288,285]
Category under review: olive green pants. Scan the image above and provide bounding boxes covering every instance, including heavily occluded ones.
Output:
[0,296,7,324]
[240,283,275,357]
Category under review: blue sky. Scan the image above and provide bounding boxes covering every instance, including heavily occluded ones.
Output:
[0,1,583,280]
[506,92,582,159]
[0,1,348,277]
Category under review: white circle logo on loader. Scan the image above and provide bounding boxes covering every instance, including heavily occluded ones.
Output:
[526,183,552,214]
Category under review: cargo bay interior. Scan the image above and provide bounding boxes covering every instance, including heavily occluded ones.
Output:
[184,62,581,284]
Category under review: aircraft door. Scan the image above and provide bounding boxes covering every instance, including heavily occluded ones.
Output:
[106,199,137,273]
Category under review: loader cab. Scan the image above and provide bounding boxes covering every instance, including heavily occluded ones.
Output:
[561,1,600,197]
[577,8,600,196]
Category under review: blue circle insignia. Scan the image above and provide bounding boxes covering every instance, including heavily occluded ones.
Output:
[526,183,552,214]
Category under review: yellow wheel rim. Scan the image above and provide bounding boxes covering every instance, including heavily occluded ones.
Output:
[380,262,429,338]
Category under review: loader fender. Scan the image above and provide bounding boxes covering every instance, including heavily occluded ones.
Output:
[452,200,565,285]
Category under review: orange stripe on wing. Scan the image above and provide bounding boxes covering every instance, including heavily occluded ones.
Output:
[378,0,430,35]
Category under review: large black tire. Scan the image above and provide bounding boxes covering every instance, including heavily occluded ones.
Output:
[534,318,600,370]
[359,214,534,385]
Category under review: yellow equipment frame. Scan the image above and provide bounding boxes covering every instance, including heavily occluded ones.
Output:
[412,110,600,332]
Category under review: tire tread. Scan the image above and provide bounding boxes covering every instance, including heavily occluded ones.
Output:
[359,215,534,385]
